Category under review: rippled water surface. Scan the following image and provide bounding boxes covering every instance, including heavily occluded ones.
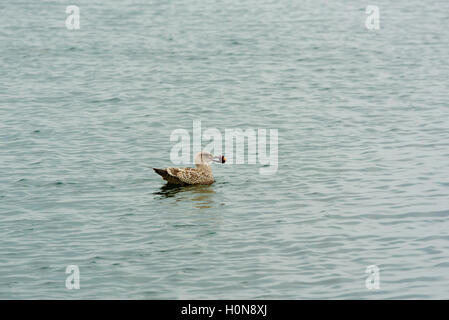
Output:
[1,0,449,299]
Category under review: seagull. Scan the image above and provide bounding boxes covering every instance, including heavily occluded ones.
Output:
[153,151,226,186]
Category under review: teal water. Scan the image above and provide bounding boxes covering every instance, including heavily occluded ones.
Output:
[1,0,449,299]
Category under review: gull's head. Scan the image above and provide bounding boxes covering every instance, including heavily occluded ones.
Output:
[194,151,226,165]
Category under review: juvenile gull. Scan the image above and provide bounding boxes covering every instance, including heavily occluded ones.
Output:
[153,151,226,186]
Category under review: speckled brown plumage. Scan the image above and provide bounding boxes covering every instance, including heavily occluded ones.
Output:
[153,151,224,186]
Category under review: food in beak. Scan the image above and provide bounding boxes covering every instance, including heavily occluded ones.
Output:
[212,155,226,163]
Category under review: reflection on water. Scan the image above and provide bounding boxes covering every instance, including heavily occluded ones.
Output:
[154,184,216,209]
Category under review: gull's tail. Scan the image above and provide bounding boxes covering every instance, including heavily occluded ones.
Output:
[153,168,168,177]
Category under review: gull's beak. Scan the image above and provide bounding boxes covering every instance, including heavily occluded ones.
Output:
[212,155,226,163]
